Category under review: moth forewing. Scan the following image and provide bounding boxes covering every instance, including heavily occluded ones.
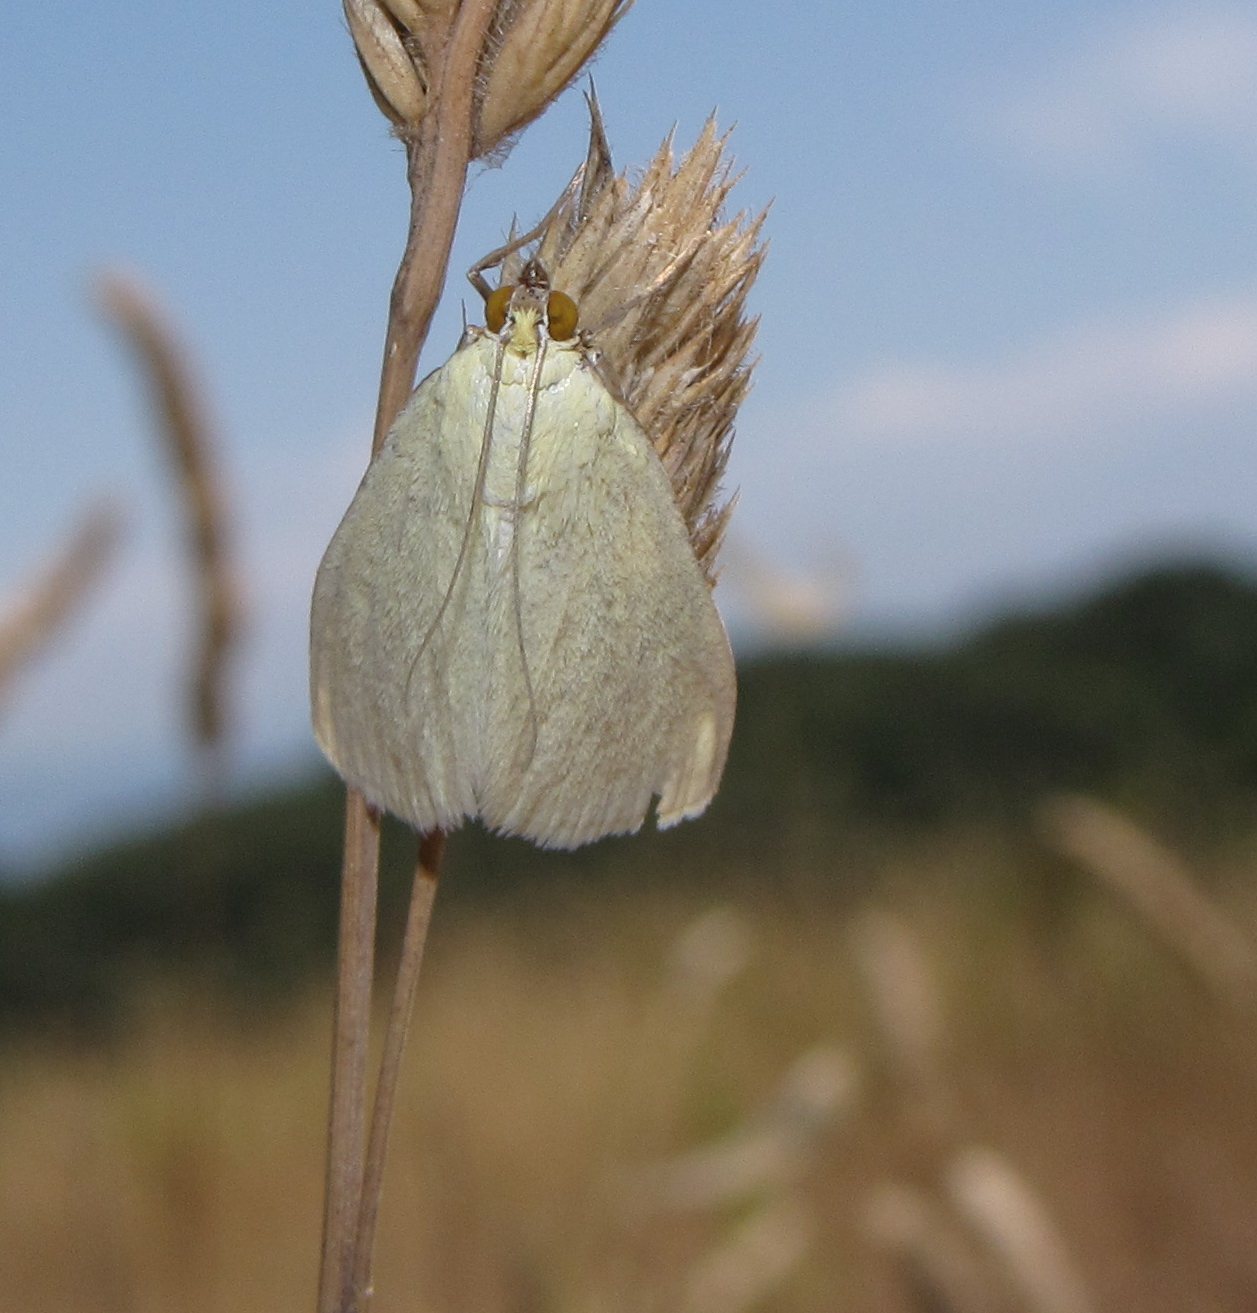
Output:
[310,350,488,834]
[470,336,735,847]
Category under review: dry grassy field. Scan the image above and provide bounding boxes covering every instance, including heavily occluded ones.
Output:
[3,826,1256,1313]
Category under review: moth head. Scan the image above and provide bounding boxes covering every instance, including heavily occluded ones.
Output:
[484,259,580,352]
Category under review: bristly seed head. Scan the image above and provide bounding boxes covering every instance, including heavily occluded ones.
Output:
[477,97,766,582]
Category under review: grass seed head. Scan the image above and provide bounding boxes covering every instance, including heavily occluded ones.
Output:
[483,99,766,581]
[343,0,631,157]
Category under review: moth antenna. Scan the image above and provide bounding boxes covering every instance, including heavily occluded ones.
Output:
[509,333,547,772]
[403,336,506,699]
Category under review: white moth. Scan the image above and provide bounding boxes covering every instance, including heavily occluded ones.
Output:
[310,261,736,849]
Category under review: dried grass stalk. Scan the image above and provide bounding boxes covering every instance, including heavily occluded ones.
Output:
[96,271,242,770]
[682,1196,813,1313]
[326,2,629,1309]
[946,1146,1097,1313]
[865,1182,1000,1313]
[666,904,753,1011]
[638,1048,857,1211]
[0,502,122,710]
[475,97,766,580]
[1040,793,1257,1011]
[852,908,956,1133]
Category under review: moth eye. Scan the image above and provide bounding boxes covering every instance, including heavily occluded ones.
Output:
[485,284,514,333]
[546,291,579,340]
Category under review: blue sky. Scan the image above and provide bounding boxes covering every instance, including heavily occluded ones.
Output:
[3,1,1257,866]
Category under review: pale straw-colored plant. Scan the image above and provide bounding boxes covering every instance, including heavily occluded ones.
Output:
[635,1046,856,1212]
[323,5,763,1311]
[472,100,765,576]
[851,907,955,1135]
[0,501,121,714]
[96,271,243,794]
[946,1145,1099,1313]
[1040,792,1257,1011]
[865,1181,999,1313]
[681,1194,814,1313]
[850,907,1100,1313]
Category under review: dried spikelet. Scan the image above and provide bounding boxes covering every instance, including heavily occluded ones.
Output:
[1039,793,1257,1011]
[475,0,632,155]
[343,0,427,126]
[0,502,122,710]
[476,99,765,579]
[96,272,242,766]
[343,0,630,157]
[376,0,430,27]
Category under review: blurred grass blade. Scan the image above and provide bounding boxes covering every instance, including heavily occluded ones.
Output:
[96,271,243,788]
[865,1182,1000,1313]
[0,501,122,713]
[947,1145,1097,1313]
[852,908,957,1133]
[1040,793,1257,1011]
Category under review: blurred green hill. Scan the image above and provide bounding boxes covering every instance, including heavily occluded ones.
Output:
[3,559,1256,1032]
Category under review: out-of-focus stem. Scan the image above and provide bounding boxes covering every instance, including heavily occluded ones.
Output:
[1041,794,1257,1011]
[96,272,240,792]
[0,502,122,710]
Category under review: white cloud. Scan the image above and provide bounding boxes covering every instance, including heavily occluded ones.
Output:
[987,8,1257,170]
[831,291,1257,446]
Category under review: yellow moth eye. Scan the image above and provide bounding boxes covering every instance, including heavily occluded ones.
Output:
[546,291,579,340]
[485,284,513,333]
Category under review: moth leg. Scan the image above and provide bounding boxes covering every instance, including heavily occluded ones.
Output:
[466,92,611,302]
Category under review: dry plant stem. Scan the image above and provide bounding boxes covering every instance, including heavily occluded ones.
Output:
[0,502,121,708]
[373,0,498,453]
[96,273,240,787]
[320,794,382,1313]
[351,831,445,1304]
[320,6,497,1312]
[1042,794,1257,1009]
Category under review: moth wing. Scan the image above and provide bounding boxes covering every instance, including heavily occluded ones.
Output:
[310,348,487,832]
[479,360,736,848]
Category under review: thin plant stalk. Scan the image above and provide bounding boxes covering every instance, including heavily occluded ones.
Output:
[319,793,382,1313]
[352,831,445,1301]
[96,272,242,796]
[317,4,497,1311]
[372,0,498,454]
[0,501,121,710]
